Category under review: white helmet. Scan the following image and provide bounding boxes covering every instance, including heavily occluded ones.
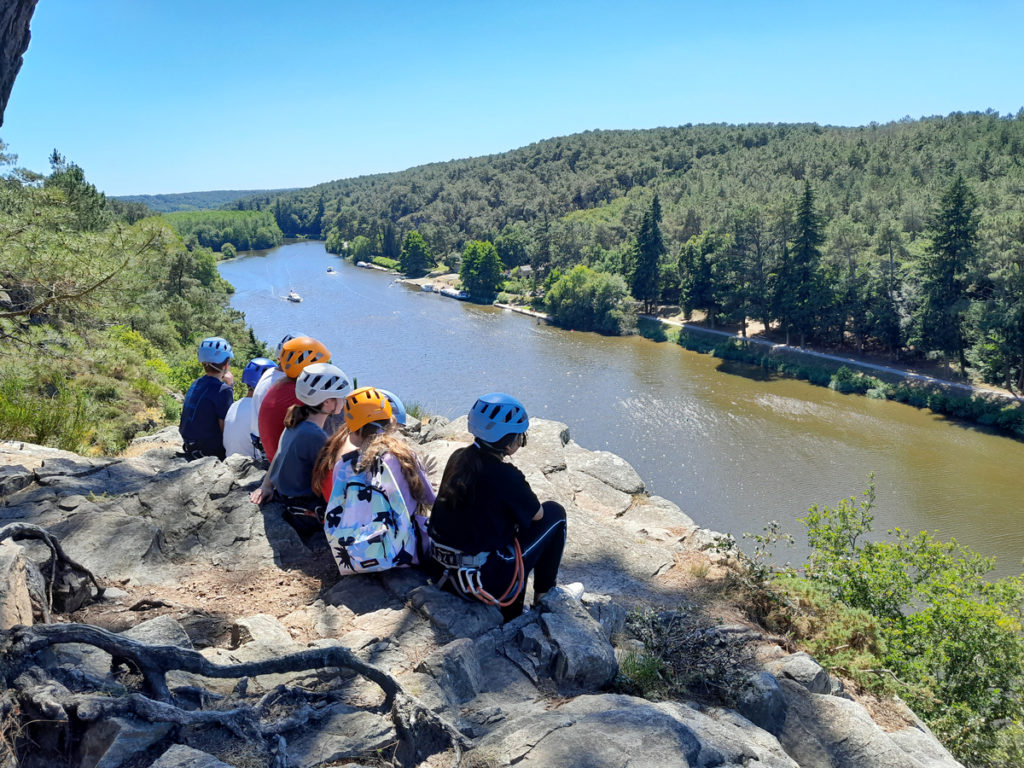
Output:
[275,333,298,359]
[295,363,352,406]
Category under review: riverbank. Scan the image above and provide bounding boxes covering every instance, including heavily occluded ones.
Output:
[633,314,1024,439]
[479,294,1024,439]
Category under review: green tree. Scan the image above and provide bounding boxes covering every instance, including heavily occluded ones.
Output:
[495,223,531,268]
[678,231,736,327]
[545,265,635,334]
[774,183,828,346]
[45,150,110,231]
[917,174,979,373]
[459,240,504,299]
[399,230,433,277]
[220,242,236,259]
[349,235,373,262]
[630,195,665,313]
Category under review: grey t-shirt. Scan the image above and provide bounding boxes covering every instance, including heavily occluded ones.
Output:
[268,419,327,499]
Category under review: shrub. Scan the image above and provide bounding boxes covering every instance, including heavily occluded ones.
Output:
[0,373,90,452]
[795,481,1024,765]
[619,605,756,705]
[545,265,636,334]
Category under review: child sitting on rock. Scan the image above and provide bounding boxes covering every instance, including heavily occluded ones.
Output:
[179,337,235,461]
[427,392,566,621]
[314,387,435,574]
[223,357,276,459]
[256,336,331,463]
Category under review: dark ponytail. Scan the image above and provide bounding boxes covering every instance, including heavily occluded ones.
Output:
[283,403,319,429]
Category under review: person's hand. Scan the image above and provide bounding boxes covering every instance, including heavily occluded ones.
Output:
[250,486,273,505]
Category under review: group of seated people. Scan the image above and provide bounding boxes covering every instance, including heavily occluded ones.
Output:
[178,334,566,620]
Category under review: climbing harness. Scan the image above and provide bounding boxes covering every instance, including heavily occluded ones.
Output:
[431,539,525,608]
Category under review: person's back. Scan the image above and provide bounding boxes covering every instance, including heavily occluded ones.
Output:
[223,396,254,458]
[249,334,297,447]
[269,418,328,498]
[179,337,235,460]
[258,377,299,463]
[428,392,566,621]
[250,367,287,443]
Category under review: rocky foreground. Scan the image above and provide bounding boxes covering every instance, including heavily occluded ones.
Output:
[0,417,961,768]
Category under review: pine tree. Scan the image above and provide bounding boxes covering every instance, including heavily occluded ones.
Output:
[630,195,664,313]
[774,182,827,346]
[917,174,978,373]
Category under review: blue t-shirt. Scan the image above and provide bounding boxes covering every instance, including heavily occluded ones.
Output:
[179,376,234,458]
[268,419,327,499]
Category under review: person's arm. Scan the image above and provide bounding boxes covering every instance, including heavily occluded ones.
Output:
[249,474,274,504]
[250,448,280,504]
[501,464,542,528]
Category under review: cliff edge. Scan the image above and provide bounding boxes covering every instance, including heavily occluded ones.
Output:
[0,418,961,768]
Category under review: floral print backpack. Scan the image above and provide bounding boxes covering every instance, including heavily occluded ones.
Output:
[324,452,424,574]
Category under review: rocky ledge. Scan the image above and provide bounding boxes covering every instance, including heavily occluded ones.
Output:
[0,418,961,768]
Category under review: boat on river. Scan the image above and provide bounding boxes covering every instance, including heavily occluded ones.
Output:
[439,287,470,301]
[326,266,337,274]
[421,283,435,292]
[286,290,302,303]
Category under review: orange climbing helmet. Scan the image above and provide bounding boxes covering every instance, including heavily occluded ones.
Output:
[279,336,330,379]
[344,386,393,432]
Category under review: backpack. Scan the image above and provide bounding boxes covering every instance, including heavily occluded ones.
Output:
[323,451,426,575]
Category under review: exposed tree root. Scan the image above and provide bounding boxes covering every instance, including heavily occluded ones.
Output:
[3,622,466,767]
[0,522,103,614]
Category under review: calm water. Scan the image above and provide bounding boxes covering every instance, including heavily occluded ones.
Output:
[220,241,1024,577]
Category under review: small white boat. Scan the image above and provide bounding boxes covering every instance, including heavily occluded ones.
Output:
[440,287,470,301]
[326,266,337,274]
[287,290,302,303]
[421,283,435,292]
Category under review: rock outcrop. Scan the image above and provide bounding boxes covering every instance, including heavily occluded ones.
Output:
[0,420,962,767]
[0,0,37,127]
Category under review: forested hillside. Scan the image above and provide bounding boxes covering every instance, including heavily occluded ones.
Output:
[164,209,284,253]
[115,188,293,213]
[0,144,265,453]
[237,111,1024,390]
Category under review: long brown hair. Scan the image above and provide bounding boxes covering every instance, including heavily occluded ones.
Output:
[357,432,432,506]
[312,424,350,499]
[312,423,432,507]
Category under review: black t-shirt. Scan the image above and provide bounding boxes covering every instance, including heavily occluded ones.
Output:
[429,445,540,555]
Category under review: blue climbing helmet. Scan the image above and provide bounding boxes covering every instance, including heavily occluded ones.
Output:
[241,357,276,388]
[378,389,407,426]
[467,392,529,442]
[197,337,233,365]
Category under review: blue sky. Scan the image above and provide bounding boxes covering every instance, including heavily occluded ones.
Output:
[3,0,1022,196]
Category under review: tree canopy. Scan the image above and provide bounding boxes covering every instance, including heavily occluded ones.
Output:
[227,111,1024,383]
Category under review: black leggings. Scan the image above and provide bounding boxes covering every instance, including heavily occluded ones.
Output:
[482,501,567,621]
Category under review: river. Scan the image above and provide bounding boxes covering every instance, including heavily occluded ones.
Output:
[219,241,1024,577]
